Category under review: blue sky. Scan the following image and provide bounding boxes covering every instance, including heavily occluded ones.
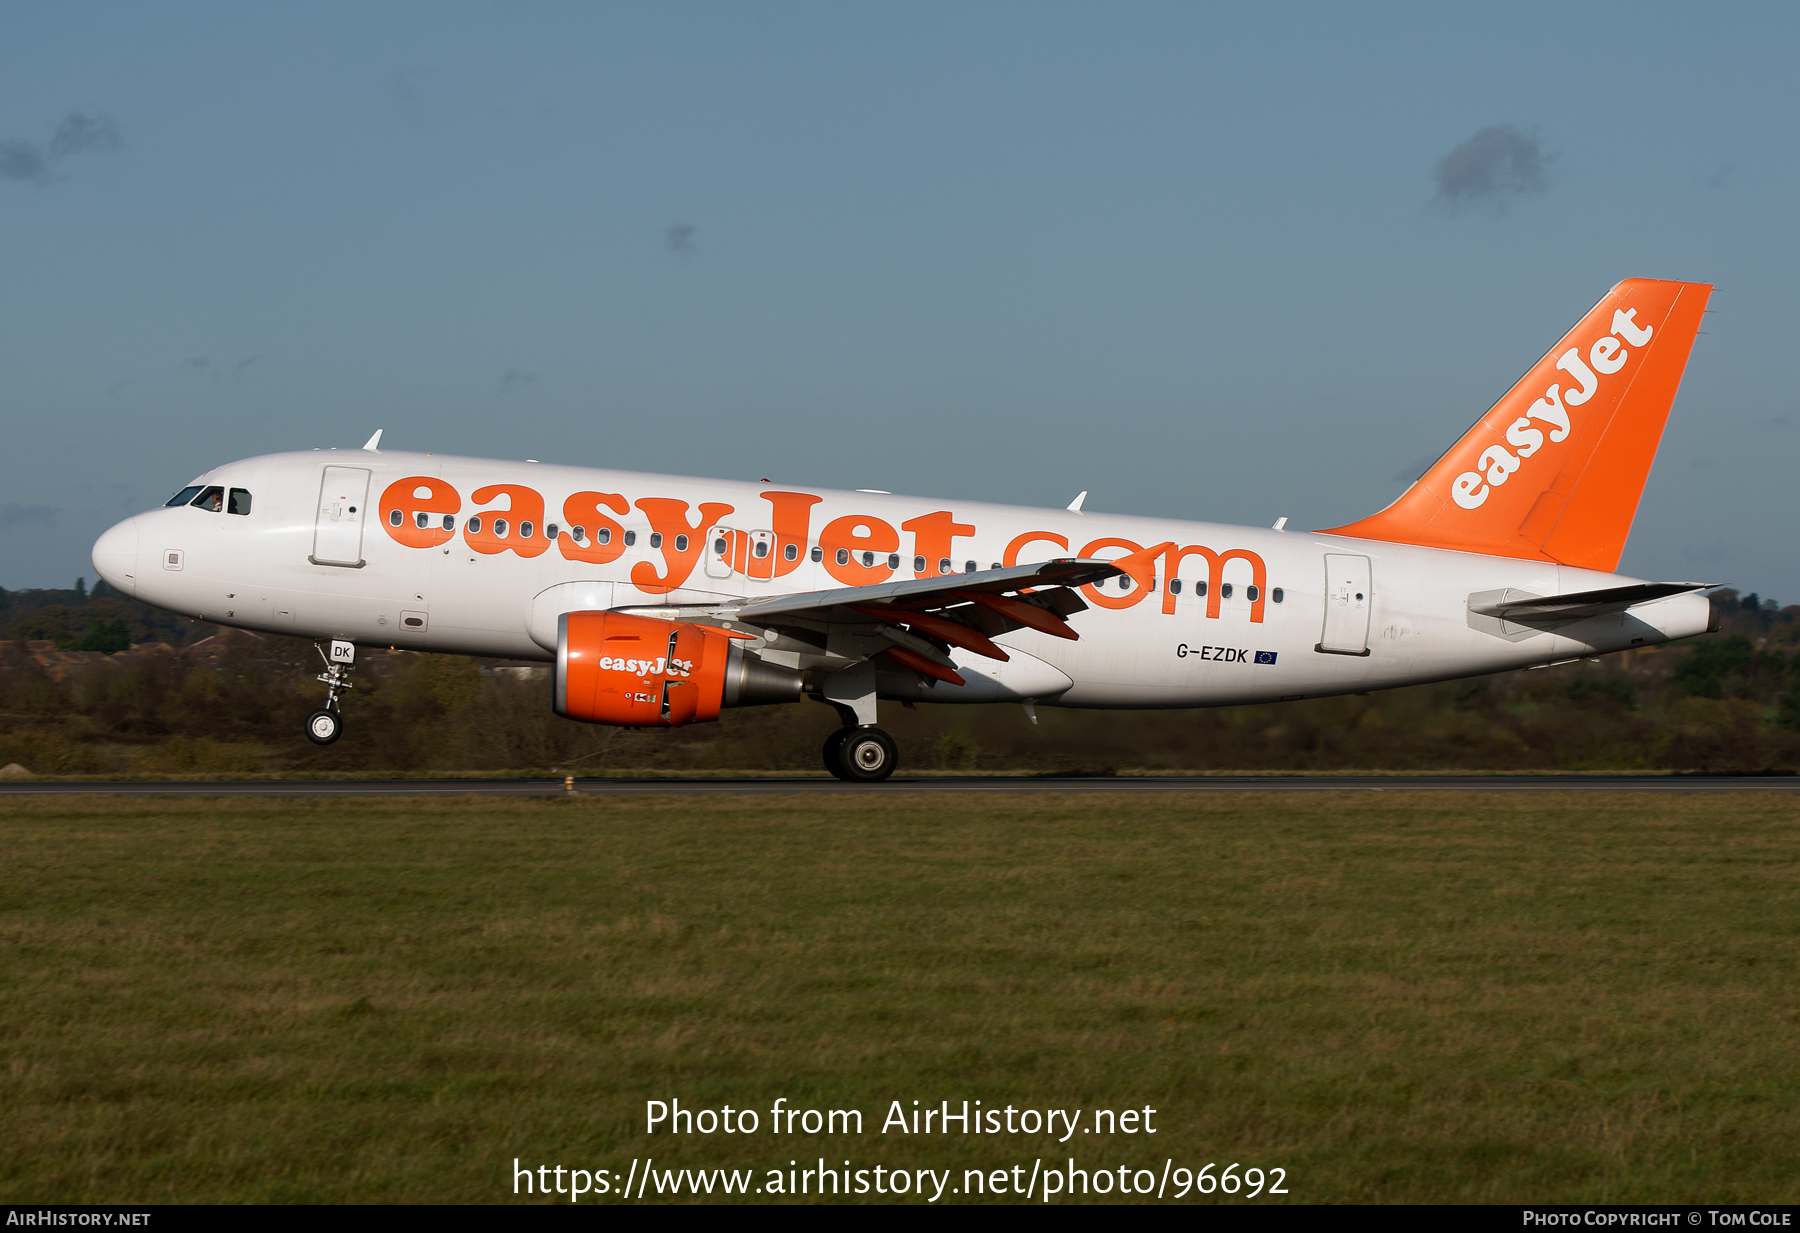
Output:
[4,2,1796,599]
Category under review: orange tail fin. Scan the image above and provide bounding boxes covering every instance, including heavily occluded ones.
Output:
[1320,278,1712,572]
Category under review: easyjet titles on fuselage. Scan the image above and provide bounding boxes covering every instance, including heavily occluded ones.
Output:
[375,475,1270,622]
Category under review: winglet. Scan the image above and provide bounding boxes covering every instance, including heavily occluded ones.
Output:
[362,429,384,452]
[1066,491,1087,513]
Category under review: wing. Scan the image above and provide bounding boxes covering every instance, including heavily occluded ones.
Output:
[613,558,1126,687]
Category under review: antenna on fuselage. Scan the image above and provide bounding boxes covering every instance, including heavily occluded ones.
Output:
[362,429,384,452]
[1066,490,1088,514]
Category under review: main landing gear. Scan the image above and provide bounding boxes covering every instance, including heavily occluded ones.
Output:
[817,666,897,782]
[305,641,355,746]
[822,726,898,782]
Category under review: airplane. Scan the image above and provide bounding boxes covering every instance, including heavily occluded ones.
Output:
[90,278,1718,781]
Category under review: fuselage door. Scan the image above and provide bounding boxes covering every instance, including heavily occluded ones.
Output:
[311,465,371,568]
[1319,553,1372,655]
[703,526,736,579]
[744,530,776,579]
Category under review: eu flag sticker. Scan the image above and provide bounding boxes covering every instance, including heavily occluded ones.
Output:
[1253,650,1278,665]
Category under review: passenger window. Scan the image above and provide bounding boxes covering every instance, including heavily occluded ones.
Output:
[990,562,1001,571]
[624,530,636,547]
[193,485,224,512]
[861,551,874,567]
[415,511,429,528]
[938,558,951,574]
[546,523,559,540]
[965,560,977,574]
[228,489,252,515]
[1247,585,1260,602]
[519,521,534,539]
[1170,578,1183,594]
[887,554,900,569]
[166,485,203,507]
[1195,580,1208,597]
[649,532,662,549]
[913,556,926,572]
[810,546,823,563]
[753,540,769,558]
[389,509,404,526]
[493,518,509,538]
[596,527,609,545]
[1221,582,1233,599]
[836,548,849,566]
[785,543,799,561]
[572,526,587,542]
[676,534,689,553]
[467,516,482,535]
[1272,587,1284,604]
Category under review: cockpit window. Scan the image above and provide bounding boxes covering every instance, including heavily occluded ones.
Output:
[166,485,204,507]
[228,489,252,516]
[193,486,225,512]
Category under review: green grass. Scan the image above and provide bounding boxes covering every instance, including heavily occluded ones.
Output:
[2,793,1796,1204]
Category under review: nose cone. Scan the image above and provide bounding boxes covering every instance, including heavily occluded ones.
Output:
[92,516,140,597]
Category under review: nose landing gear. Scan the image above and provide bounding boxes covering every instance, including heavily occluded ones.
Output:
[306,641,356,746]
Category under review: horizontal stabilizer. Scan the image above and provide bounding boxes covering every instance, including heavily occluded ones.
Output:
[1469,581,1712,622]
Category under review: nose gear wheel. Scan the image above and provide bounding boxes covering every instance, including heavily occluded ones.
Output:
[306,708,343,745]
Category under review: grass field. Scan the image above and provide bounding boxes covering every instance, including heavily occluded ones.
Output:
[2,792,1795,1204]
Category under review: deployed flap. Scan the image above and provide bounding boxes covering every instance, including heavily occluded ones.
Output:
[613,559,1121,687]
[1321,279,1712,572]
[731,558,1119,626]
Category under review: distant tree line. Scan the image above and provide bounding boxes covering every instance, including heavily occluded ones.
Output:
[1,579,217,652]
[2,582,1797,776]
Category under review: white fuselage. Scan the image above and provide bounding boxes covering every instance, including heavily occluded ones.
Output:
[91,449,1712,709]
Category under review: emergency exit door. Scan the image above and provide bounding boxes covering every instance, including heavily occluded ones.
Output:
[704,526,776,579]
[703,526,736,579]
[1319,553,1372,655]
[311,466,371,567]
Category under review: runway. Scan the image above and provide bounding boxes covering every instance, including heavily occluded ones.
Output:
[2,774,1798,797]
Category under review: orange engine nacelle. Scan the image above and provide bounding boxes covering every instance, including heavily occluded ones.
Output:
[554,611,733,727]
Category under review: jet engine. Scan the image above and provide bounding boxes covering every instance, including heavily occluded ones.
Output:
[553,610,800,726]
